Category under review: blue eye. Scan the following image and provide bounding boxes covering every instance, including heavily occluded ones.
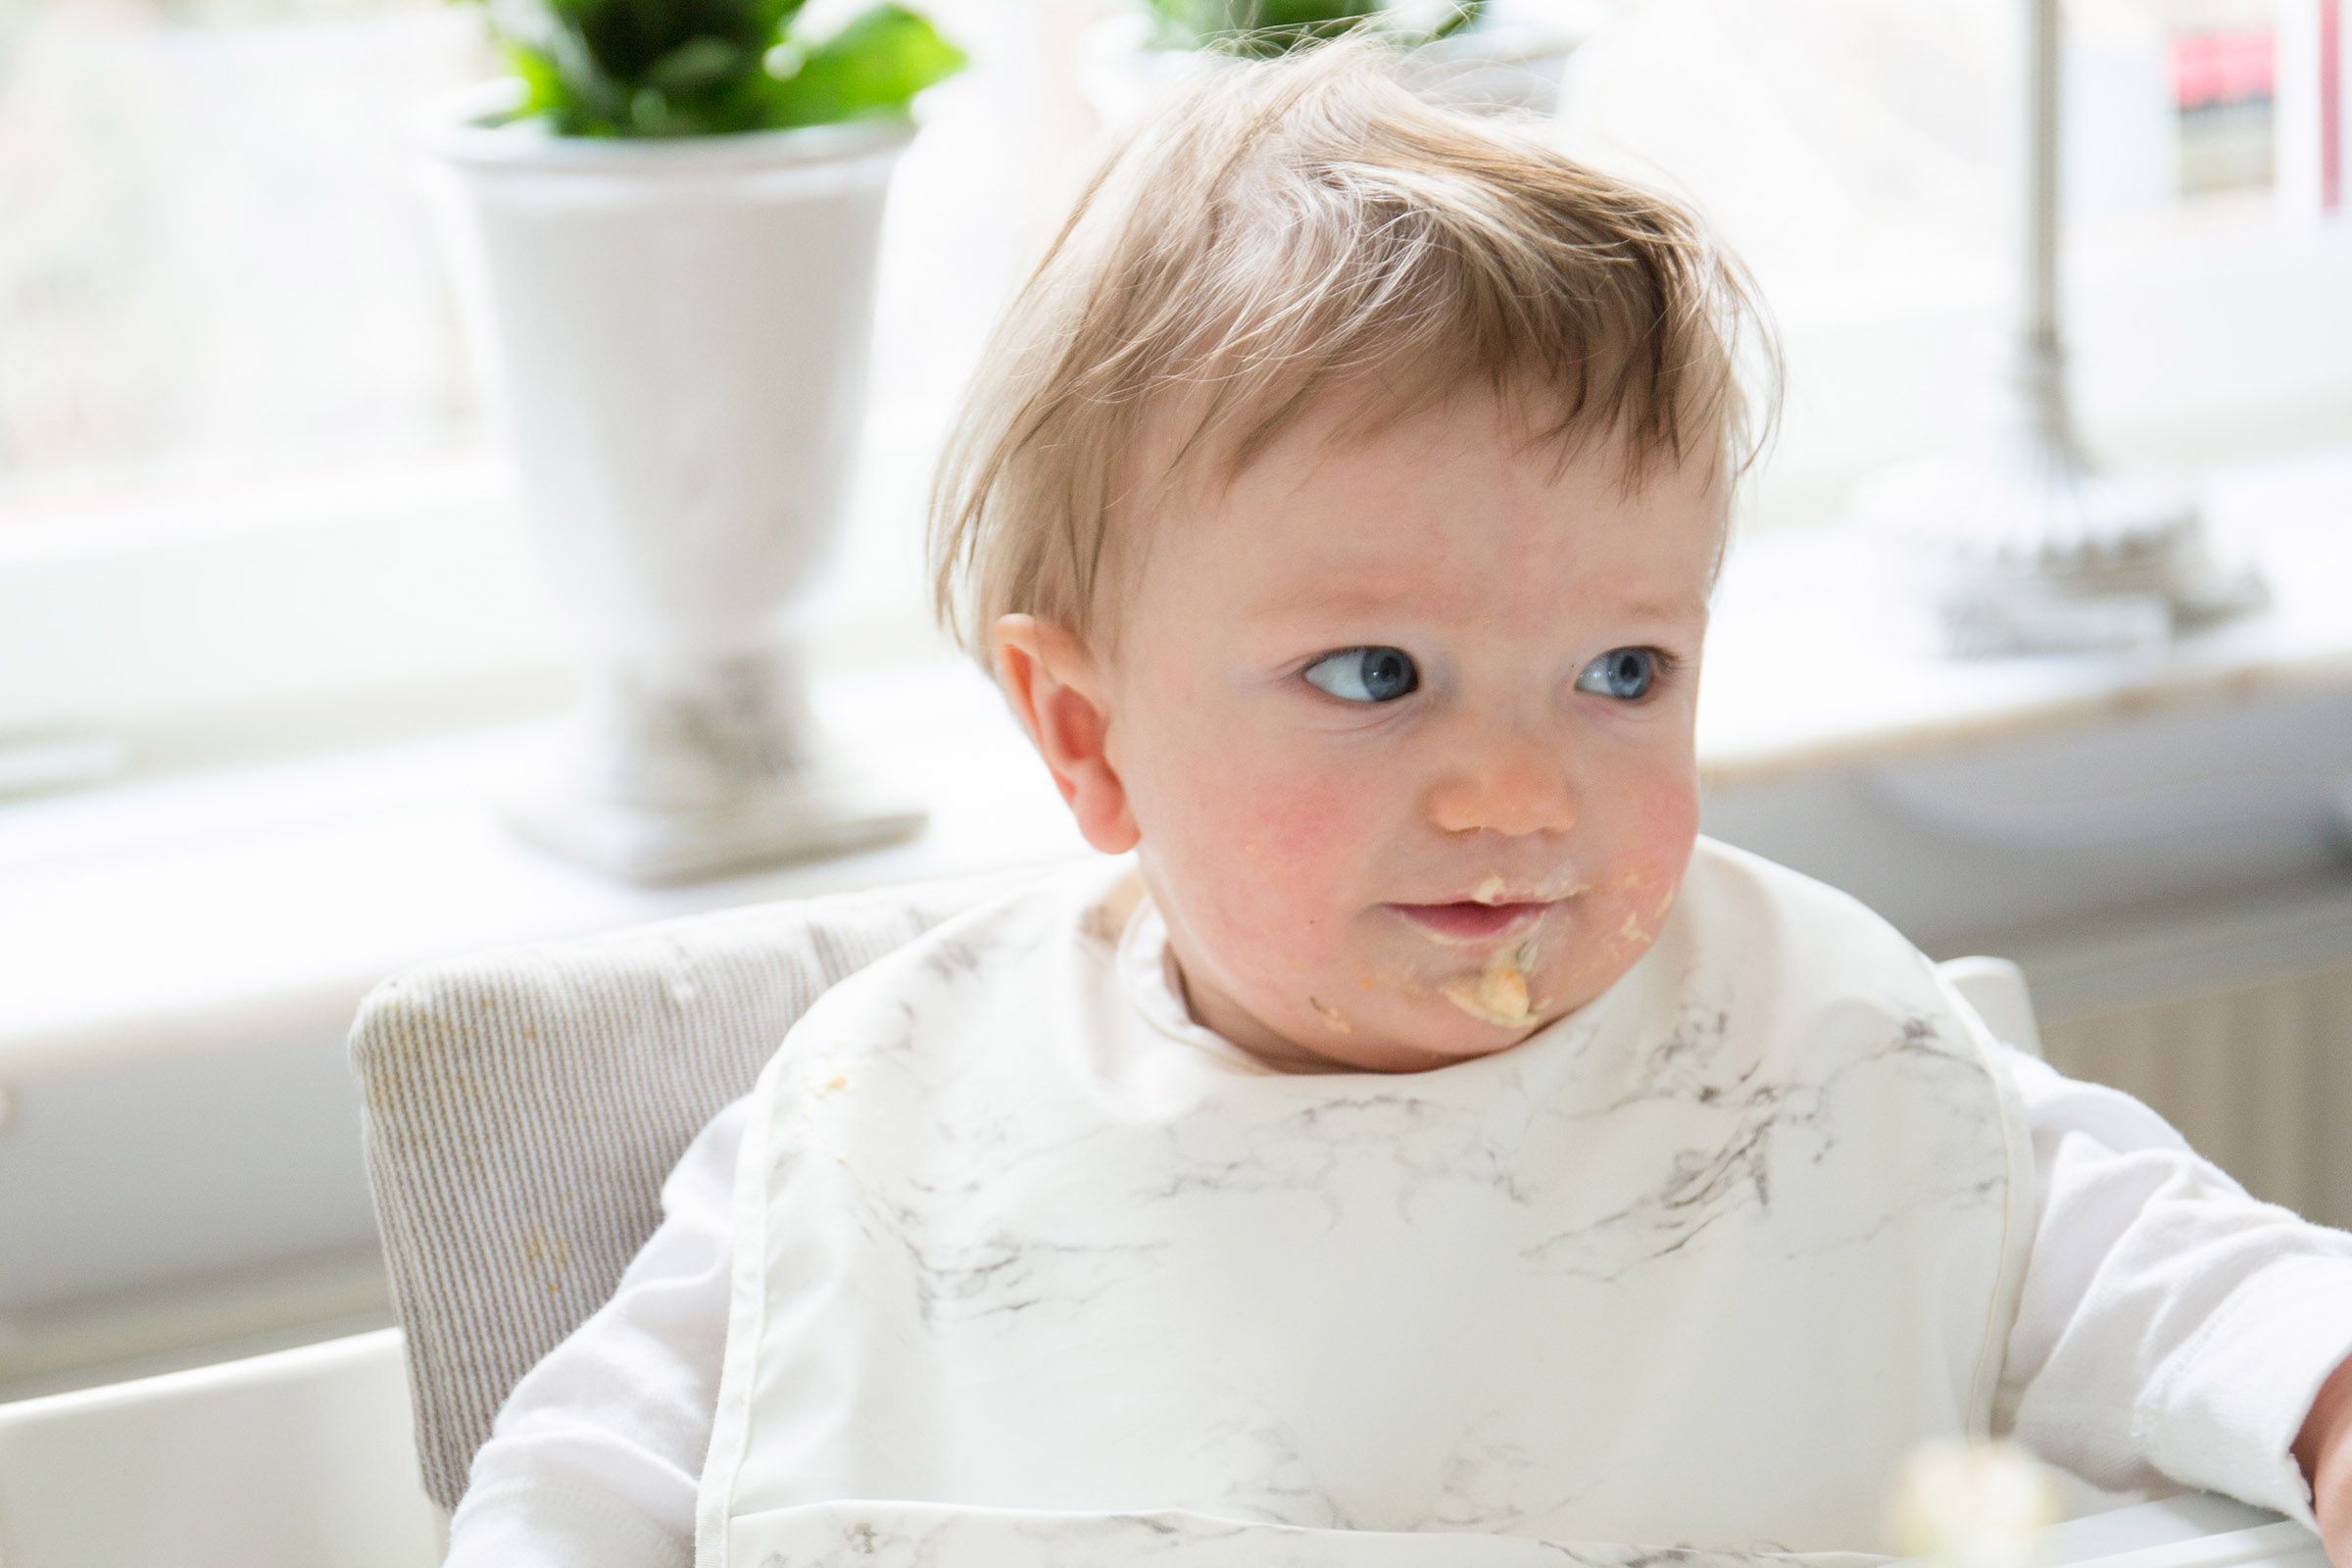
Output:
[1576,647,1662,701]
[1302,646,1418,704]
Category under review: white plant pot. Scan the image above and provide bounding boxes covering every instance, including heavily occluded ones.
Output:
[1076,6,1591,132]
[404,80,928,884]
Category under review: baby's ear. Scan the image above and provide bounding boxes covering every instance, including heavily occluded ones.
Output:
[991,613,1139,855]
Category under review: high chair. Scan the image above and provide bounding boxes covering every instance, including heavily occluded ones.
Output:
[0,861,2325,1568]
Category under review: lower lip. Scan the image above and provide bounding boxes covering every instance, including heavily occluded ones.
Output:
[1387,901,1551,942]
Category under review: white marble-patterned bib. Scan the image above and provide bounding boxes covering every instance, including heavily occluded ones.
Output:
[696,837,2033,1567]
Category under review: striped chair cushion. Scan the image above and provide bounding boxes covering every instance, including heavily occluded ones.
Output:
[345,859,1059,1510]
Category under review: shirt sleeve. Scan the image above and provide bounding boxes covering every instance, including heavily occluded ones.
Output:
[440,1090,748,1568]
[1989,1040,2352,1532]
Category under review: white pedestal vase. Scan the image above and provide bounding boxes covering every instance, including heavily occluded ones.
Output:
[404,80,929,884]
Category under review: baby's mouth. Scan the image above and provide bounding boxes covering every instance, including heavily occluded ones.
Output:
[1384,900,1551,944]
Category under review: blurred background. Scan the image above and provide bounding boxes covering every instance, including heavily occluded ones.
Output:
[2,0,2344,749]
[1,0,2348,1467]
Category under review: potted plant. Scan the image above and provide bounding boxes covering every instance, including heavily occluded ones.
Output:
[1078,0,1597,127]
[403,0,965,884]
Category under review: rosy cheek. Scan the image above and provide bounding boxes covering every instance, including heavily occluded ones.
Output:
[1169,773,1349,977]
[1236,774,1356,902]
[1553,782,1698,993]
[1622,762,1700,877]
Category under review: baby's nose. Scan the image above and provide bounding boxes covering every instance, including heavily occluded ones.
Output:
[1424,744,1578,838]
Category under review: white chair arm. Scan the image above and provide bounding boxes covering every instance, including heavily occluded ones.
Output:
[1938,954,2047,1061]
[0,1327,446,1568]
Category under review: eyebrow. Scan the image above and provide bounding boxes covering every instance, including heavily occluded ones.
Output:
[1249,586,1706,626]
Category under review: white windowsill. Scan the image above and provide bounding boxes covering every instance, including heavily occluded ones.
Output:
[3,445,2350,1086]
[1692,453,2352,783]
[0,652,1098,1084]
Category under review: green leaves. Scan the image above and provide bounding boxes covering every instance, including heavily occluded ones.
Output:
[457,0,965,137]
[1139,0,1486,58]
[646,36,748,98]
[1424,0,1483,40]
[760,3,970,128]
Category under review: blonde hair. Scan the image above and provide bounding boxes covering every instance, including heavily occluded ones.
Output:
[926,27,1781,689]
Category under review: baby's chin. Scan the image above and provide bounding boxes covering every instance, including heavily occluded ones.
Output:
[1272,1007,1555,1075]
[1268,929,1650,1069]
[1172,907,1609,1071]
[1267,968,1571,1073]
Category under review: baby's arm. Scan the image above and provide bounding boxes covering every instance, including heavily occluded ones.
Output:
[440,1091,749,1568]
[1989,1041,2352,1532]
[2296,1356,2352,1567]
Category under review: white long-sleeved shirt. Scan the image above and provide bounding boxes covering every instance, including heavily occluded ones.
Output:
[444,993,2352,1567]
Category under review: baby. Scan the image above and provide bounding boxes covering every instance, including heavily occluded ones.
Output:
[443,32,2352,1568]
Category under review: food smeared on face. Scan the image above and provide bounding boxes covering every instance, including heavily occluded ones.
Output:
[1439,936,1550,1028]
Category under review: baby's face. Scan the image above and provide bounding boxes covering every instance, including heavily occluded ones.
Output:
[995,381,1720,1073]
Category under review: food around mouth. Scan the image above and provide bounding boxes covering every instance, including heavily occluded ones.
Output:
[1440,937,1545,1027]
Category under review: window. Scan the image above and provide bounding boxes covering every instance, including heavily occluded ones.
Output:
[1549,0,2350,531]
[0,0,1090,773]
[2,0,2343,784]
[0,0,497,521]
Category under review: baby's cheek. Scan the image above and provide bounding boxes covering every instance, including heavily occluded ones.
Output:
[1631,792,1698,892]
[1543,792,1698,1002]
[1242,770,1358,888]
[1202,781,1365,970]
